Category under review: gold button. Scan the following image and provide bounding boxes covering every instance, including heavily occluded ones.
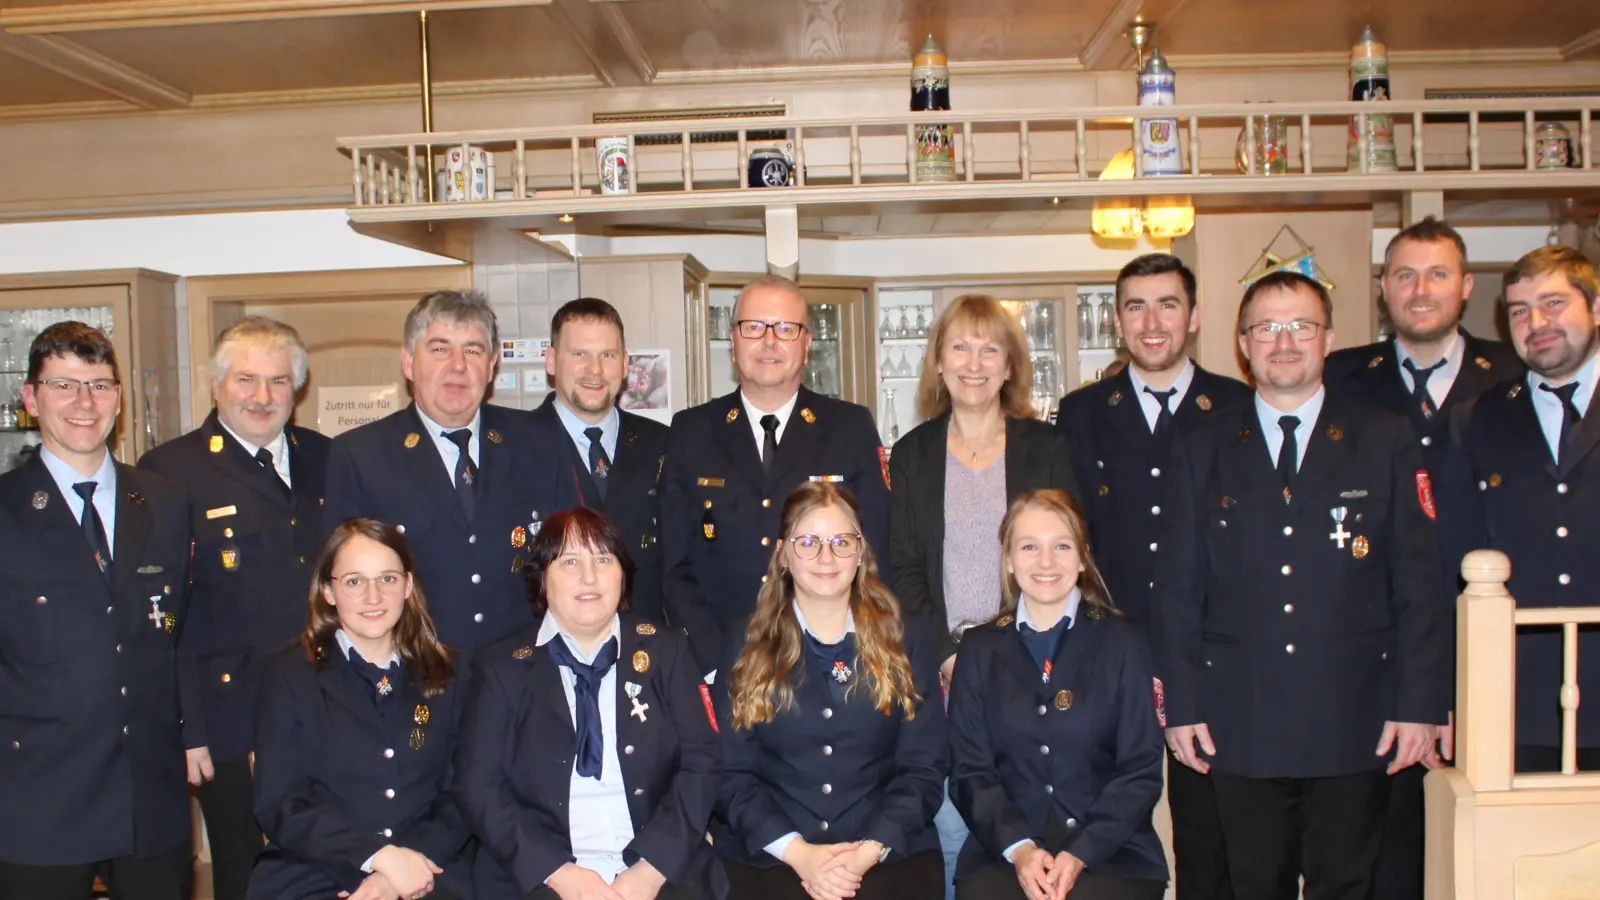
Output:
[9,741,17,750]
[34,596,46,605]
[761,537,771,547]
[703,499,712,509]
[762,498,772,508]
[761,575,769,584]
[289,517,297,527]
[220,673,231,684]
[223,528,233,538]
[299,556,307,564]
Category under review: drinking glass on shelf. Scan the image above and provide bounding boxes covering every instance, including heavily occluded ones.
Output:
[912,306,928,339]
[1077,294,1094,349]
[879,308,895,341]
[880,350,896,380]
[895,348,914,379]
[1096,293,1116,348]
[1034,301,1056,350]
[895,308,912,339]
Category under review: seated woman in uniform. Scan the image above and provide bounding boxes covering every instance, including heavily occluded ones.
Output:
[250,517,472,900]
[948,489,1166,900]
[714,481,947,900]
[454,506,725,900]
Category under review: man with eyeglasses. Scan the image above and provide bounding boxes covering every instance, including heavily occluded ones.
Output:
[660,274,889,674]
[1151,271,1451,900]
[1456,246,1600,774]
[0,322,195,899]
[137,317,330,900]
[1321,217,1517,900]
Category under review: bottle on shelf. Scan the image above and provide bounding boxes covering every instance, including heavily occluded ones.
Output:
[882,388,901,447]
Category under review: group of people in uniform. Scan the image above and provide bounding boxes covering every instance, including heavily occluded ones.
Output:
[0,218,1595,900]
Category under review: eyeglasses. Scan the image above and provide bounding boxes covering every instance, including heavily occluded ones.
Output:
[331,571,407,598]
[1243,320,1324,343]
[789,532,862,560]
[35,377,120,398]
[735,319,807,342]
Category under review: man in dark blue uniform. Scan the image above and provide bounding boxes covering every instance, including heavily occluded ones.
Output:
[325,290,576,658]
[533,298,669,620]
[1055,253,1248,900]
[1154,271,1452,900]
[0,322,194,899]
[660,274,890,674]
[1323,217,1517,900]
[138,316,330,900]
[1457,246,1600,772]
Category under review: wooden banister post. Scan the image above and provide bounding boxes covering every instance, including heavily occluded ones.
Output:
[1456,549,1516,791]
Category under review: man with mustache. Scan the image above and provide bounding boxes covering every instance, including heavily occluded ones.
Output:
[1055,253,1249,900]
[1153,271,1451,900]
[1322,217,1518,900]
[532,297,669,618]
[138,316,330,900]
[1457,246,1600,773]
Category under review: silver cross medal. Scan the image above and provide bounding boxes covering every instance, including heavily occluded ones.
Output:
[148,596,164,629]
[1329,507,1351,549]
[626,681,649,723]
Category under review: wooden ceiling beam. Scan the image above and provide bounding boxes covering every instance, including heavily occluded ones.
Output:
[1078,0,1146,70]
[0,0,551,34]
[1563,28,1600,60]
[0,31,189,109]
[546,0,654,87]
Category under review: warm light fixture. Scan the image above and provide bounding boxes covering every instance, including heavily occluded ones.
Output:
[558,213,575,223]
[1087,144,1196,239]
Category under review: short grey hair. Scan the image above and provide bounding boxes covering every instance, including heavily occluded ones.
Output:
[733,274,804,319]
[403,289,499,354]
[212,316,310,390]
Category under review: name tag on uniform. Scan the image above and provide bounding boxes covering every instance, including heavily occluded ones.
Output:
[808,475,844,483]
[205,505,238,519]
[696,477,725,488]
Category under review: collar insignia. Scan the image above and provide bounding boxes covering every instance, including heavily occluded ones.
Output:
[632,650,651,673]
[1195,394,1212,411]
[800,408,816,424]
[1326,426,1344,441]
[1108,390,1123,407]
[486,429,503,444]
[725,408,740,424]
[1367,355,1384,369]
[1507,383,1523,399]
[404,432,421,449]
[995,614,1014,627]
[1475,356,1492,371]
[1237,428,1253,444]
[31,491,47,510]
[128,491,145,507]
[512,646,533,659]
[208,435,224,453]
[636,622,657,635]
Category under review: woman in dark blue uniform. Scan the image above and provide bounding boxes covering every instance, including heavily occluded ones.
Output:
[949,490,1166,900]
[249,518,472,900]
[713,481,947,900]
[454,506,725,900]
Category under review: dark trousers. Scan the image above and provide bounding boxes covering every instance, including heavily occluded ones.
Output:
[955,863,1165,900]
[0,844,192,900]
[1211,769,1388,900]
[1372,764,1425,900]
[528,887,698,900]
[198,757,263,900]
[1515,744,1600,773]
[1169,761,1233,900]
[725,849,944,900]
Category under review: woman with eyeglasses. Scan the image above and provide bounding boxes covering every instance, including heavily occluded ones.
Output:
[948,490,1166,900]
[249,518,472,900]
[712,482,947,900]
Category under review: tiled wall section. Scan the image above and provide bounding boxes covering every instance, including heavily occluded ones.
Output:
[473,240,578,410]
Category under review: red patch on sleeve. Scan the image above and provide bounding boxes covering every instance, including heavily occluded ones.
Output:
[698,684,719,733]
[877,446,892,491]
[1153,677,1167,727]
[1415,470,1437,521]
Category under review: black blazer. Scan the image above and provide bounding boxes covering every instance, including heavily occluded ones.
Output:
[248,643,472,899]
[661,388,889,673]
[324,403,581,658]
[0,456,192,865]
[139,411,331,761]
[949,608,1167,883]
[1150,394,1452,778]
[455,614,726,900]
[711,615,947,867]
[532,400,670,620]
[888,414,1080,662]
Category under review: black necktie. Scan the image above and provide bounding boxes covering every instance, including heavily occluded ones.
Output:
[803,630,857,705]
[254,447,291,499]
[1402,358,1447,419]
[73,481,110,579]
[585,426,611,502]
[760,414,780,476]
[1540,382,1583,466]
[1144,387,1177,437]
[1277,415,1301,491]
[347,647,400,715]
[545,635,619,780]
[1018,616,1071,681]
[442,429,476,521]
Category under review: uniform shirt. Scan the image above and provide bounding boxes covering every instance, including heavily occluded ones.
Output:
[416,406,483,477]
[217,419,292,489]
[554,400,620,465]
[1002,589,1082,863]
[1528,351,1598,463]
[1255,386,1326,473]
[1395,332,1466,412]
[764,600,859,862]
[742,390,800,460]
[1127,360,1196,433]
[536,613,635,883]
[41,445,117,555]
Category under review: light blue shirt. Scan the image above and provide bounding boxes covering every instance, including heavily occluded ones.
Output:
[334,629,399,668]
[1255,387,1326,473]
[553,400,620,465]
[1127,360,1195,433]
[1002,588,1083,863]
[217,419,292,489]
[41,446,117,557]
[1395,332,1466,410]
[1528,351,1598,464]
[414,406,481,481]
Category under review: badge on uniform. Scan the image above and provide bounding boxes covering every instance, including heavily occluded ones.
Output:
[1352,536,1371,559]
[1367,355,1384,370]
[1054,689,1073,711]
[995,614,1014,628]
[636,623,657,636]
[1339,490,1368,500]
[511,526,527,549]
[1152,677,1167,727]
[696,477,725,488]
[626,682,649,722]
[1108,391,1123,407]
[528,510,543,538]
[128,491,145,508]
[209,435,225,453]
[1195,394,1212,411]
[725,408,740,424]
[512,646,533,659]
[1237,428,1253,444]
[411,704,430,750]
[1475,356,1492,371]
[1097,484,1109,497]
[1415,471,1437,521]
[800,408,816,424]
[1326,426,1344,441]
[221,548,240,571]
[698,684,719,733]
[376,675,393,697]
[30,491,47,510]
[404,432,421,449]
[701,501,716,542]
[1328,507,1352,549]
[1488,473,1502,488]
[633,650,651,673]
[205,505,237,519]
[486,429,503,444]
[877,446,892,491]
[148,596,165,630]
[808,475,843,483]
[831,660,852,684]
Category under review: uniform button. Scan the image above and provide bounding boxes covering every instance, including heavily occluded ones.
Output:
[1149,542,1158,552]
[106,606,113,614]
[116,644,122,653]
[822,708,833,719]
[1066,817,1078,828]
[1560,574,1572,585]
[1558,483,1569,494]
[1151,506,1161,515]
[624,745,635,755]
[1150,467,1161,477]
[1045,785,1054,795]
[761,575,769,584]
[1421,436,1433,447]
[123,725,129,735]
[383,748,395,758]
[1557,526,1569,538]
[762,498,772,509]
[1286,644,1296,654]
[9,741,16,749]
[633,788,644,796]
[1219,520,1228,529]
[1038,705,1048,716]
[1382,652,1389,660]
[1283,526,1293,536]
[1097,460,1105,469]
[761,537,771,547]
[34,596,45,605]
[823,745,833,755]
[1478,481,1487,491]
[1040,745,1050,755]
[820,821,830,832]
[120,686,127,696]
[1284,604,1294,614]
[382,828,393,838]
[397,525,406,534]
[471,574,482,584]
[821,784,832,795]
[474,613,484,623]
[1281,565,1293,576]
[384,789,395,799]
[220,674,231,684]
[289,517,298,526]
[468,534,476,544]
[299,556,307,564]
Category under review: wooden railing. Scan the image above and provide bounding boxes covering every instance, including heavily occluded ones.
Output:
[339,97,1600,213]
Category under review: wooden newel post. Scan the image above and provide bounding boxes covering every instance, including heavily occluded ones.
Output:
[1456,549,1516,791]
